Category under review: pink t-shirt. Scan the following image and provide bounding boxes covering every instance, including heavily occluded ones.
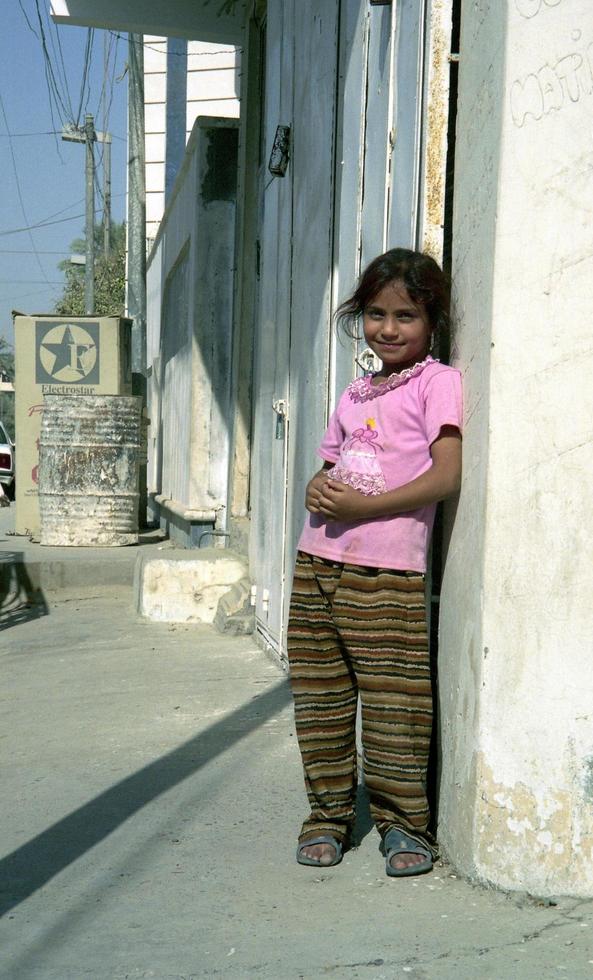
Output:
[297,359,463,572]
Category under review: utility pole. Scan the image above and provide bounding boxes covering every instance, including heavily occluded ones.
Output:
[102,31,111,257]
[62,116,112,309]
[127,33,148,526]
[84,113,96,313]
[103,132,112,257]
[127,33,147,375]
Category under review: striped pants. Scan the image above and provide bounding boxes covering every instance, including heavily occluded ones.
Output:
[287,551,436,855]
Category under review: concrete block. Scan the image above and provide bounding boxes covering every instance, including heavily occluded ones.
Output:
[213,577,254,635]
[134,548,248,624]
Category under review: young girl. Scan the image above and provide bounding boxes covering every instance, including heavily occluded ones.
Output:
[287,248,462,877]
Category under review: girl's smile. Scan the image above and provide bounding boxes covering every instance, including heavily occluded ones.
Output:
[363,280,432,376]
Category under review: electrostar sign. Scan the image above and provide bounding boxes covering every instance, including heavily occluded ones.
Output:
[35,321,100,385]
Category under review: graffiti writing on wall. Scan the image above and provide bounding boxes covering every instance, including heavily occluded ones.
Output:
[511,39,593,127]
[515,0,563,19]
[462,0,492,47]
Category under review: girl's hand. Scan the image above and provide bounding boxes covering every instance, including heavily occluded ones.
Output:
[305,468,331,513]
[316,480,376,522]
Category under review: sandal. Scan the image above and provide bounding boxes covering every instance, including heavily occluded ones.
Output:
[383,828,433,877]
[296,834,343,867]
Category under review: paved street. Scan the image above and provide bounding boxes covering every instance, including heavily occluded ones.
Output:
[1,512,593,979]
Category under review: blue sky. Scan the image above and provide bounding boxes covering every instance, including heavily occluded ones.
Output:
[0,3,129,345]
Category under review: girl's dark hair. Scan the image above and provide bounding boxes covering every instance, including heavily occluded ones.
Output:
[335,248,450,339]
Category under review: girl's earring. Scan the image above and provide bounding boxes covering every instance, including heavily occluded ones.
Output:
[429,333,435,353]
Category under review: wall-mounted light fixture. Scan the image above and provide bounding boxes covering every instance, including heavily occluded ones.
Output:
[268,125,291,177]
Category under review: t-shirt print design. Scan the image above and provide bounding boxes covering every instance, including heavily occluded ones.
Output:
[326,417,387,496]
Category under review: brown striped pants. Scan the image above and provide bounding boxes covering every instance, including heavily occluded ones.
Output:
[287,551,436,855]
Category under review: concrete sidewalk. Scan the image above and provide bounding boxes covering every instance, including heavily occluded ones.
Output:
[1,521,593,978]
[0,502,168,596]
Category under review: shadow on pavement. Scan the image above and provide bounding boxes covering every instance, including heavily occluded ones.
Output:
[351,782,375,847]
[0,676,292,918]
[0,552,48,632]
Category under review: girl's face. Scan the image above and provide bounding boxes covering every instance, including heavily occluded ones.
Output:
[362,280,432,374]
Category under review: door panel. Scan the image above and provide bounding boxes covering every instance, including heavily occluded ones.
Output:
[388,0,427,247]
[250,0,430,658]
[330,0,369,403]
[360,3,394,268]
[284,0,341,650]
[250,0,295,653]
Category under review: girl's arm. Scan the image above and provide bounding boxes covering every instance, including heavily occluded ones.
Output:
[305,461,334,514]
[316,426,461,523]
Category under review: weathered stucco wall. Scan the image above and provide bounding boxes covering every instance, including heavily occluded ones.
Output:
[440,0,593,896]
[146,117,238,544]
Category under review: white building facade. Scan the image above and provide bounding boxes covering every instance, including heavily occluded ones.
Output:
[52,0,593,898]
[143,36,240,243]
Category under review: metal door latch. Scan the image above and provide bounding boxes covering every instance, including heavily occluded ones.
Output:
[272,398,288,439]
[268,125,291,177]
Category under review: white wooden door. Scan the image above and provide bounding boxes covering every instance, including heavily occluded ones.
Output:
[249,0,295,655]
[331,0,432,406]
[387,0,429,248]
[283,0,342,647]
[251,0,436,658]
[250,0,341,658]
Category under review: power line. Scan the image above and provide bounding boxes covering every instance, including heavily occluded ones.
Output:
[17,0,39,38]
[95,31,116,124]
[2,195,84,229]
[50,7,75,119]
[103,33,120,136]
[0,287,61,300]
[0,131,126,140]
[94,171,104,206]
[94,32,120,175]
[108,31,237,56]
[23,196,86,224]
[44,0,75,121]
[20,0,70,160]
[0,130,61,137]
[0,279,65,284]
[33,0,73,123]
[0,194,127,237]
[0,249,71,255]
[75,28,95,125]
[0,91,53,286]
[2,209,102,237]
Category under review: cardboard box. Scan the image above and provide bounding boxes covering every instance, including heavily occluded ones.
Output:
[14,315,132,535]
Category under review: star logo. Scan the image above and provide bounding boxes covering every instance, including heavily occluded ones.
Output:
[36,321,100,384]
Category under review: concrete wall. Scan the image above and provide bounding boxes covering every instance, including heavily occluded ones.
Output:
[440,0,593,897]
[146,117,239,546]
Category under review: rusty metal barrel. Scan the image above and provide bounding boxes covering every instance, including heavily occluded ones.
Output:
[38,394,142,547]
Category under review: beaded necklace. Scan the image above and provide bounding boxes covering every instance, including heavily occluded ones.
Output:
[347,355,438,404]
